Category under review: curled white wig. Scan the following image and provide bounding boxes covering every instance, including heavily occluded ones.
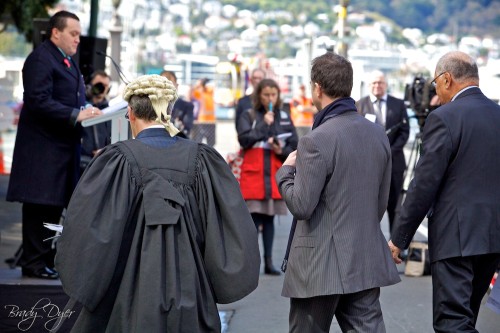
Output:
[123,74,180,136]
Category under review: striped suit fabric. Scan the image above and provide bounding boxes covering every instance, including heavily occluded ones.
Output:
[276,110,400,331]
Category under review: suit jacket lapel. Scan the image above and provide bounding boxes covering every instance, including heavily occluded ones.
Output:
[368,98,376,115]
[67,57,81,80]
[385,97,392,128]
[361,97,376,116]
[46,41,80,81]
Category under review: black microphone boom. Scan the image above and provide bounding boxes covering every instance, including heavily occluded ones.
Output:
[96,51,130,84]
[386,118,407,135]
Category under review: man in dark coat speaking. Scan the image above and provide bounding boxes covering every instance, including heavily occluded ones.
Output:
[6,10,101,279]
[55,74,260,332]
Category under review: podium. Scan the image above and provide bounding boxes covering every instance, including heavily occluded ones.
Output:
[81,100,130,143]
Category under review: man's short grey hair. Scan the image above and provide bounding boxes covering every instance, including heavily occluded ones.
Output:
[369,70,386,83]
[435,51,478,83]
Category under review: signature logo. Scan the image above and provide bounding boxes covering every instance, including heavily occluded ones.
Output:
[4,298,75,332]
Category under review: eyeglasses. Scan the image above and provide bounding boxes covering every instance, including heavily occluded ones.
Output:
[125,105,132,121]
[431,72,446,87]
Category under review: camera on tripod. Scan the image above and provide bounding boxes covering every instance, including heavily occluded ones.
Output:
[404,74,438,130]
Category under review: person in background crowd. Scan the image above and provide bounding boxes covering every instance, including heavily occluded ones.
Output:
[276,52,400,333]
[81,70,111,172]
[237,78,298,276]
[290,83,316,137]
[389,51,500,333]
[160,70,194,139]
[6,10,101,279]
[356,70,409,233]
[191,78,216,146]
[235,68,266,129]
[56,74,260,332]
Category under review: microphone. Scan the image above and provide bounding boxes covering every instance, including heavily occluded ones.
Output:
[386,118,407,135]
[96,51,130,84]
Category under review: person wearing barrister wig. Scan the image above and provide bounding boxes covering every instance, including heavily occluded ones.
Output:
[237,78,298,276]
[56,74,260,332]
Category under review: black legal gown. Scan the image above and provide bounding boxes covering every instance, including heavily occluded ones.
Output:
[55,129,260,332]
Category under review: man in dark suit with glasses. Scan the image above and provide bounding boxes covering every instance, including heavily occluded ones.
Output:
[389,51,500,332]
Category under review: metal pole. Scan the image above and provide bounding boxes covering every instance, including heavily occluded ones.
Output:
[88,0,99,37]
[336,0,349,58]
[109,0,123,83]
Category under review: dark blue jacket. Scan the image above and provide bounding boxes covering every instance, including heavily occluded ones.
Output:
[7,39,86,206]
[171,98,194,137]
[392,87,500,261]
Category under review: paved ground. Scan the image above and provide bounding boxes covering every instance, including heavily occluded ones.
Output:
[0,120,499,331]
[217,213,499,332]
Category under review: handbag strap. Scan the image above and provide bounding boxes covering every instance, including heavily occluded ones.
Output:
[281,217,297,272]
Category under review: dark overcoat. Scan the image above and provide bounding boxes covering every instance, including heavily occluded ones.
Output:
[7,39,86,206]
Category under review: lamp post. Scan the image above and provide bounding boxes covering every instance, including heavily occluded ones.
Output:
[88,0,99,37]
[336,0,349,58]
[109,0,123,83]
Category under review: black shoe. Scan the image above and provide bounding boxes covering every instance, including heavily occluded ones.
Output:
[264,266,281,275]
[264,257,281,276]
[22,267,59,280]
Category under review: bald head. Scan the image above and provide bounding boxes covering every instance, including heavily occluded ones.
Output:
[433,51,479,104]
[435,51,479,85]
[369,70,387,99]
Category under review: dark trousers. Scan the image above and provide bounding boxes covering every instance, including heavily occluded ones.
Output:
[251,213,274,257]
[387,168,404,232]
[431,253,500,333]
[21,203,63,271]
[289,288,385,333]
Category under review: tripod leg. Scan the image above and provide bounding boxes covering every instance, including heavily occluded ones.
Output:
[5,243,23,269]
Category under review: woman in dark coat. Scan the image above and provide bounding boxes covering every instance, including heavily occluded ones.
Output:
[237,78,298,275]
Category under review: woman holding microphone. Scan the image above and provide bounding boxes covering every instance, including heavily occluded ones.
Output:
[237,78,298,275]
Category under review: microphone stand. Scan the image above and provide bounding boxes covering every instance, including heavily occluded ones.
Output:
[96,51,130,84]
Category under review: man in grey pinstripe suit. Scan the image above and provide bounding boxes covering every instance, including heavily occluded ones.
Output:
[276,52,400,333]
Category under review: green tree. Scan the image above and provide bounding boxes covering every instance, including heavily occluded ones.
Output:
[0,30,31,57]
[0,0,58,42]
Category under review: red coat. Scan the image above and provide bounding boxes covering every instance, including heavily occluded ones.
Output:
[239,147,282,200]
[236,106,299,200]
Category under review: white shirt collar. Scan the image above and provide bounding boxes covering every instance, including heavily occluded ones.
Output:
[451,86,478,101]
[371,94,387,103]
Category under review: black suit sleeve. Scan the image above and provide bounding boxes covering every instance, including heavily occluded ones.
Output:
[235,98,244,127]
[237,110,269,149]
[389,98,410,152]
[182,102,194,134]
[391,111,453,249]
